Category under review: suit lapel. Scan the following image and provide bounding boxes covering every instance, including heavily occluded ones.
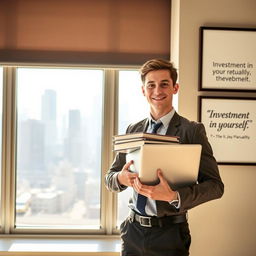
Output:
[165,112,181,137]
[134,118,149,133]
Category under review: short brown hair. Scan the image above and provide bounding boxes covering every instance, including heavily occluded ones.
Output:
[140,59,178,85]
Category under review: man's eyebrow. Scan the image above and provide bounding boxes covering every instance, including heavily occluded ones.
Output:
[146,79,170,84]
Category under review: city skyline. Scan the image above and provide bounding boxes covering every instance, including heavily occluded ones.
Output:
[15,68,103,227]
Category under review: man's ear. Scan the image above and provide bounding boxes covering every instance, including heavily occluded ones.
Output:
[173,83,179,94]
[141,85,145,96]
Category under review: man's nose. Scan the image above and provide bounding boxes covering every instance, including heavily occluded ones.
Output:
[154,85,162,94]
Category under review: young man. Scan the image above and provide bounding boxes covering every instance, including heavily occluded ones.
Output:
[105,59,224,256]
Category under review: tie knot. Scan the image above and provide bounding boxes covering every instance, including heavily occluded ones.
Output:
[151,121,162,134]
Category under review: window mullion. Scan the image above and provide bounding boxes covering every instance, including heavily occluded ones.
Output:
[101,69,118,234]
[2,66,17,234]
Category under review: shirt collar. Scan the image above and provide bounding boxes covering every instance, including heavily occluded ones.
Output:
[148,108,176,130]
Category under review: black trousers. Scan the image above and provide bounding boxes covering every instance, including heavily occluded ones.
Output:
[120,217,191,256]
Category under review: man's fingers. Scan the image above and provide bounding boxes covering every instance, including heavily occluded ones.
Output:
[157,169,166,183]
[133,177,149,195]
[157,169,162,176]
[128,176,137,186]
[122,160,134,171]
[132,177,140,192]
[118,160,138,187]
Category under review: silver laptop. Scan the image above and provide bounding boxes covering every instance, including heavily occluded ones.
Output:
[126,144,202,189]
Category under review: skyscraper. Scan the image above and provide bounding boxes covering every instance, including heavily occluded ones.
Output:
[17,119,46,186]
[65,109,83,168]
[41,90,57,165]
[41,89,57,144]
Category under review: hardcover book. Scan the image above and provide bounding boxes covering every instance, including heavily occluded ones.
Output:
[113,132,179,143]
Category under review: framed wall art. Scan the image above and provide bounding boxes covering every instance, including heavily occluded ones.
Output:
[199,27,256,91]
[198,96,256,165]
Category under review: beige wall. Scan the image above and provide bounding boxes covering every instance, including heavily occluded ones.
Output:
[172,0,256,255]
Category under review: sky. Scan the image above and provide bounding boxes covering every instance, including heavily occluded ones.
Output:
[17,67,104,121]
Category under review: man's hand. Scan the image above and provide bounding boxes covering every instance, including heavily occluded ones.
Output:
[117,160,138,187]
[133,169,177,202]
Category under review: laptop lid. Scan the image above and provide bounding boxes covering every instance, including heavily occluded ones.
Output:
[126,144,202,189]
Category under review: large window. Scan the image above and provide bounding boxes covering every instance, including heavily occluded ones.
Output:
[15,68,103,229]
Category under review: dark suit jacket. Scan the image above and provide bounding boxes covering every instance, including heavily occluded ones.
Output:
[105,112,224,217]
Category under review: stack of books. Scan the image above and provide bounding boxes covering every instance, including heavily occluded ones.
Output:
[113,132,180,153]
[113,133,202,188]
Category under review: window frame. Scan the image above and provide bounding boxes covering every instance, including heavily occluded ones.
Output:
[0,66,4,233]
[0,65,141,236]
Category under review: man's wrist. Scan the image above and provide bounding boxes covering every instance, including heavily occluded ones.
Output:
[168,191,180,208]
[168,191,178,201]
[115,172,126,189]
[117,172,121,184]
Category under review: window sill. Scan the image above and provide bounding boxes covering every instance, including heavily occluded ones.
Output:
[0,237,121,256]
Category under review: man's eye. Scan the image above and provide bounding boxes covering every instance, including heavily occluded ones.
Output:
[161,83,169,87]
[147,84,154,88]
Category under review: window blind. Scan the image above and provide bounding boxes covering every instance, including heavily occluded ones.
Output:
[0,0,171,65]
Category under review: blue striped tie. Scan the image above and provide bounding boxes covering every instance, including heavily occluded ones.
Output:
[136,121,162,215]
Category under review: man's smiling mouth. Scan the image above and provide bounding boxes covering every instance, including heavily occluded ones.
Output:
[152,96,166,101]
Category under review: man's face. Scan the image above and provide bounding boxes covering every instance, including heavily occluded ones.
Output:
[142,69,179,116]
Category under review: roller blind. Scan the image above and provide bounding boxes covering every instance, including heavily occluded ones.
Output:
[0,0,171,65]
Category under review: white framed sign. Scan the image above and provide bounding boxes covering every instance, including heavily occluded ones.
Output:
[199,96,256,165]
[199,27,256,91]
